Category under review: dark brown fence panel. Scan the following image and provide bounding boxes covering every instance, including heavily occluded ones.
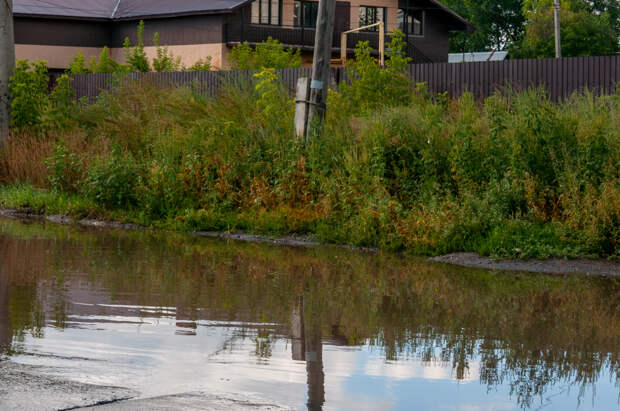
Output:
[58,56,619,102]
[409,56,619,101]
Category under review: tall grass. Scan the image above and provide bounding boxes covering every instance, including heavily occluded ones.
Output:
[0,78,618,258]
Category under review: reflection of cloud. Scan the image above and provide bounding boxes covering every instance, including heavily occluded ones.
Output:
[457,403,515,411]
[364,358,480,383]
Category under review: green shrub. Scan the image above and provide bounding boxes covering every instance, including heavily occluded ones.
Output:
[230,38,301,69]
[44,143,83,193]
[83,148,141,209]
[185,58,212,72]
[9,60,50,130]
[336,30,411,115]
[43,74,77,130]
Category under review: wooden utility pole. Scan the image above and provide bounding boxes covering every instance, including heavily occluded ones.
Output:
[0,0,15,141]
[553,0,561,58]
[305,0,337,138]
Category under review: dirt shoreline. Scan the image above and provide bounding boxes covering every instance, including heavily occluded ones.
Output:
[1,208,618,276]
[430,253,620,276]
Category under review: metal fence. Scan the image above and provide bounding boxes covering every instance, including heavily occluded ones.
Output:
[59,56,619,103]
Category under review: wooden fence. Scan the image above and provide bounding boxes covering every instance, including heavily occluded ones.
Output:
[60,56,619,102]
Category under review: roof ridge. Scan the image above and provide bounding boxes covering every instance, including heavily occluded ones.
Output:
[111,0,122,18]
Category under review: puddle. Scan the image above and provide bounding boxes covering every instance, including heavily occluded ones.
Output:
[0,217,618,410]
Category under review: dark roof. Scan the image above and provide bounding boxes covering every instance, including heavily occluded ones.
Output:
[15,0,473,30]
[14,0,249,20]
[14,0,119,19]
[115,0,250,19]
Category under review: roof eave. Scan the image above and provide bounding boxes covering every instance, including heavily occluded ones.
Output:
[113,9,236,21]
[13,12,111,22]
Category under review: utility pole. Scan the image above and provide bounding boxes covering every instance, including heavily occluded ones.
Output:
[553,0,561,58]
[305,0,336,139]
[0,0,15,141]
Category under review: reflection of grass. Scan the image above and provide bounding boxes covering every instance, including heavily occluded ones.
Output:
[1,216,618,408]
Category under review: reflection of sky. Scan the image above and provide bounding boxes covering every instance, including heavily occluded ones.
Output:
[8,306,620,411]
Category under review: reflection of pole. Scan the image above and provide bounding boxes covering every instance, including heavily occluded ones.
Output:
[305,309,324,410]
[0,267,11,355]
[291,296,305,361]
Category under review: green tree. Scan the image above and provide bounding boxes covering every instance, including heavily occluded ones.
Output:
[230,38,301,69]
[443,0,526,52]
[124,20,150,72]
[513,0,619,57]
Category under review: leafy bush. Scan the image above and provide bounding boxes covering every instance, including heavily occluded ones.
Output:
[336,30,411,115]
[230,38,301,69]
[9,62,78,132]
[83,148,141,208]
[44,75,77,130]
[185,57,212,72]
[9,60,50,131]
[44,143,83,193]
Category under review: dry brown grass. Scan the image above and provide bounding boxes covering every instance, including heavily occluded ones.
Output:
[0,132,54,186]
[0,130,112,187]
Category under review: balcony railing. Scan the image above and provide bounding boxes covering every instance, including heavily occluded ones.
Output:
[224,24,433,64]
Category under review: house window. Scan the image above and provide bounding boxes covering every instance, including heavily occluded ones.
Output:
[397,9,424,36]
[359,6,385,31]
[294,1,319,28]
[251,0,281,25]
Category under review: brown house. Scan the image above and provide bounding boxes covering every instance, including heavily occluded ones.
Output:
[13,0,472,70]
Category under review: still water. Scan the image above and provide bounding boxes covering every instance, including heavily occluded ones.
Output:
[0,217,618,410]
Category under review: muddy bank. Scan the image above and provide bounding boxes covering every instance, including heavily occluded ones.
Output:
[430,252,620,276]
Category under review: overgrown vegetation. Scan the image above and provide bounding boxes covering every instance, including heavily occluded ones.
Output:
[1,39,618,259]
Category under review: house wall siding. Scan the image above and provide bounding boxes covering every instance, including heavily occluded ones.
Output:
[407,10,450,62]
[111,15,225,47]
[15,45,103,69]
[14,17,111,47]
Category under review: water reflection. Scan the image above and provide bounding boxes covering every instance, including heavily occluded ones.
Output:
[0,266,10,356]
[0,217,619,410]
